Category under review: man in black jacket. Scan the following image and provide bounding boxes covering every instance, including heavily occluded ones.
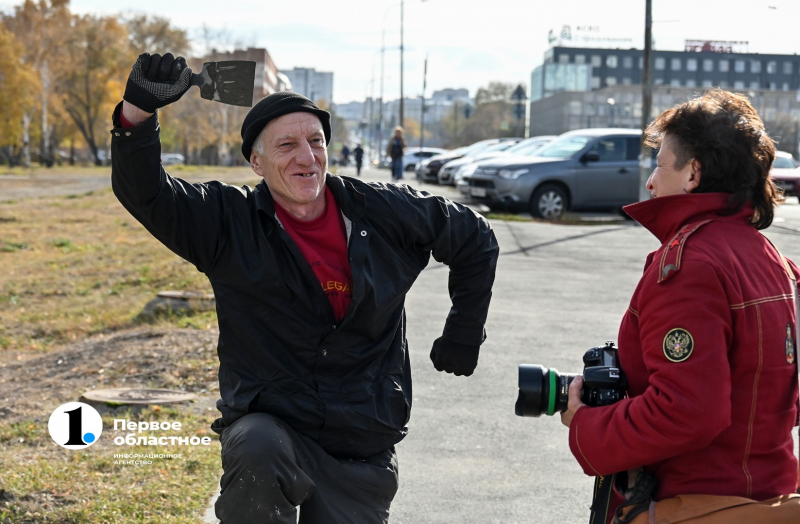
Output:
[112,52,498,524]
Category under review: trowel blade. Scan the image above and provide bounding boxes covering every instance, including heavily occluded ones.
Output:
[191,61,256,107]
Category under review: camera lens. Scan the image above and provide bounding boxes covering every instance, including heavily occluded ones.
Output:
[515,365,579,417]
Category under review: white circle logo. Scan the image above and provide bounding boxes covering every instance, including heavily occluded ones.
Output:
[48,402,103,449]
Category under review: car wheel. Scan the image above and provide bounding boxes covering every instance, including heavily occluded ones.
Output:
[530,184,567,220]
[405,164,416,171]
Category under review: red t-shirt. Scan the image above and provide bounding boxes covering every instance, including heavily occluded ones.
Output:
[274,187,353,322]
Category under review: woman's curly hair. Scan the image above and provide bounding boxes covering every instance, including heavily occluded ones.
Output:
[644,88,780,229]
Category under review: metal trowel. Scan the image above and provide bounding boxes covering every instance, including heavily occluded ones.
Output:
[191,61,256,107]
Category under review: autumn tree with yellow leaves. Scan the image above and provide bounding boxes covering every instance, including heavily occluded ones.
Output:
[0,25,38,165]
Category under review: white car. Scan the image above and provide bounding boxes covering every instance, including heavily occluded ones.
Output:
[770,151,800,198]
[382,147,449,171]
[161,153,185,166]
[402,147,449,171]
[447,136,556,186]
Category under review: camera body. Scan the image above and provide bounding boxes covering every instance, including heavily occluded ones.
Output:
[515,341,626,418]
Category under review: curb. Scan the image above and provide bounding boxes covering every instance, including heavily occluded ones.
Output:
[202,491,220,524]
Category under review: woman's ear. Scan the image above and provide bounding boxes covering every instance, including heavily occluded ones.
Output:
[686,158,702,192]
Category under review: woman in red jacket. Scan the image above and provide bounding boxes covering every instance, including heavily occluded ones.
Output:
[561,89,800,522]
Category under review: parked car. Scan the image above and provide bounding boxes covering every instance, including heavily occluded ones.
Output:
[770,151,800,198]
[421,138,516,184]
[438,139,523,185]
[450,136,556,187]
[416,146,467,180]
[378,147,448,171]
[462,129,643,219]
[161,153,185,165]
[401,147,448,171]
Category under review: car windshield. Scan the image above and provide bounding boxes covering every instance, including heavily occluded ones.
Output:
[507,140,550,156]
[462,141,500,158]
[535,135,593,158]
[773,156,798,169]
[506,139,543,154]
[478,141,516,155]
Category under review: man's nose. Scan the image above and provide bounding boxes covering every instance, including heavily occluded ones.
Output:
[646,171,655,191]
[295,140,315,165]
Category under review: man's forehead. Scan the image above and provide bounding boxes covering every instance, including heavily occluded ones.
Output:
[266,113,323,139]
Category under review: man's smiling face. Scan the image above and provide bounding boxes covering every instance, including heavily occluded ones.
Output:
[251,112,328,213]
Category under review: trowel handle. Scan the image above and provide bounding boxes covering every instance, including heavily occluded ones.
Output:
[190,73,206,87]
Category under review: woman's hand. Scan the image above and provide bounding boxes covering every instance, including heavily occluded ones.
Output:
[560,375,586,427]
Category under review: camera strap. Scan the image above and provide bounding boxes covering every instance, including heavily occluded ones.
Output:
[589,473,618,524]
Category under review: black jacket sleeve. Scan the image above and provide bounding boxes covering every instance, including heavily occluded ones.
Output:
[109,102,227,273]
[391,184,499,346]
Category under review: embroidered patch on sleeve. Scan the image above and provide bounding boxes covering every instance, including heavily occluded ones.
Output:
[787,323,795,365]
[663,328,694,363]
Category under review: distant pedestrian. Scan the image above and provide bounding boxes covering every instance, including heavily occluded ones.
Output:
[341,144,350,167]
[386,127,406,181]
[353,143,364,177]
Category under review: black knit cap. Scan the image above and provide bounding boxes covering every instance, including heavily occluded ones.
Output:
[240,92,332,161]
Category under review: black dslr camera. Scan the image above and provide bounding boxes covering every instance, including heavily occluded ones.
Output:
[515,341,626,417]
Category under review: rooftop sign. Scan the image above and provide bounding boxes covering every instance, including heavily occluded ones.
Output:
[684,40,749,53]
[549,25,633,48]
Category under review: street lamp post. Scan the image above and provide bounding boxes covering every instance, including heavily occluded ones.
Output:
[399,0,404,130]
[639,0,655,202]
[420,55,427,150]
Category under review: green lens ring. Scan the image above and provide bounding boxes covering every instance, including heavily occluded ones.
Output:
[546,368,557,416]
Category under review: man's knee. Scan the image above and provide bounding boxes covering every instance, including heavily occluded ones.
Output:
[220,413,294,471]
[217,413,315,518]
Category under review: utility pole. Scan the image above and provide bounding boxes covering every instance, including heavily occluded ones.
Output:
[399,0,404,130]
[368,72,375,155]
[639,0,654,202]
[420,55,427,150]
[379,27,386,160]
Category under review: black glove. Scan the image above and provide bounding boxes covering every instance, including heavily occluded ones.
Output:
[123,52,193,113]
[429,337,480,377]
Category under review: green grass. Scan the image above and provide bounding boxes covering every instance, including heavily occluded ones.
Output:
[0,165,110,177]
[0,187,215,351]
[0,406,221,523]
[485,212,533,222]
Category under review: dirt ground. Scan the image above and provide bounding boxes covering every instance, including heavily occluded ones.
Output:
[0,326,221,428]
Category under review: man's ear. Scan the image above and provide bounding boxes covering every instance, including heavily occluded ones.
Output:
[687,158,702,192]
[250,151,264,179]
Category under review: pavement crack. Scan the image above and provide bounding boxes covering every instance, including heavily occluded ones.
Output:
[501,226,629,257]
[423,225,630,271]
[504,221,530,257]
[771,224,800,236]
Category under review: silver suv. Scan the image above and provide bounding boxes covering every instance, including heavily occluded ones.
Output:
[461,128,644,219]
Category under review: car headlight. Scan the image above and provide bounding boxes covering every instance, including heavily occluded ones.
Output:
[454,164,478,182]
[498,168,530,180]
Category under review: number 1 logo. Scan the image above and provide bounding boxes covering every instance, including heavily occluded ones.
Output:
[48,402,103,449]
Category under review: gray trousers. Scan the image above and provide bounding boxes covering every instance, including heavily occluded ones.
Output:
[215,413,399,524]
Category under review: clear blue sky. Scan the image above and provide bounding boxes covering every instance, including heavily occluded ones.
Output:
[2,0,798,104]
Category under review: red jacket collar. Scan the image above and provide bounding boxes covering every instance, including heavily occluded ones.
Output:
[623,193,754,244]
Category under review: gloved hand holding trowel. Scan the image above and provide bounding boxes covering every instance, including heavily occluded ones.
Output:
[121,51,256,125]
